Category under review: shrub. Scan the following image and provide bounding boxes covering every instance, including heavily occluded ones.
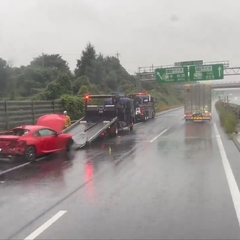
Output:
[215,101,238,133]
[60,95,84,120]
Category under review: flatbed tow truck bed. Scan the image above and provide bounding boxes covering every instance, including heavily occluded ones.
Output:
[66,117,118,149]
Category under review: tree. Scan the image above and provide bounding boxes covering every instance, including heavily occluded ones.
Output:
[30,54,70,73]
[91,54,106,85]
[0,58,10,97]
[106,70,118,91]
[56,74,72,94]
[78,85,89,95]
[75,42,96,79]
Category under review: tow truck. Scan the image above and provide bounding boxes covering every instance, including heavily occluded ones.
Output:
[129,92,156,122]
[75,94,135,148]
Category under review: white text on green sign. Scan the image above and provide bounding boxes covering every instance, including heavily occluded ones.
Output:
[155,67,188,83]
[166,68,184,74]
[189,64,224,81]
[195,66,212,72]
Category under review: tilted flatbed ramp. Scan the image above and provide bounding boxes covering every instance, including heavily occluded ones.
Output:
[68,117,118,149]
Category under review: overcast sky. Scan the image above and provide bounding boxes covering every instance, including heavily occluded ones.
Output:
[1,0,240,81]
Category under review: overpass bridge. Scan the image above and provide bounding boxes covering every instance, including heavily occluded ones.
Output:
[210,82,240,89]
[172,82,240,90]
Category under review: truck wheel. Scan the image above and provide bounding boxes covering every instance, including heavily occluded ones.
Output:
[109,126,118,137]
[113,126,118,137]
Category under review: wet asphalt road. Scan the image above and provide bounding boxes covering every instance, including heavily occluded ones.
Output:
[1,107,240,239]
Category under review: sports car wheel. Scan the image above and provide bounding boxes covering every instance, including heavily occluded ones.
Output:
[66,139,75,160]
[25,146,36,162]
[66,139,74,152]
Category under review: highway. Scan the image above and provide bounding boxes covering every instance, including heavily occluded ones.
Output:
[1,106,240,239]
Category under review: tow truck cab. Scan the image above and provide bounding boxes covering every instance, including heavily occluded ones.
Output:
[130,92,156,122]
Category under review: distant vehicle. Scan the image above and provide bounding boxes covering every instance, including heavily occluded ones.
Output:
[129,92,156,122]
[184,83,212,122]
[0,114,73,162]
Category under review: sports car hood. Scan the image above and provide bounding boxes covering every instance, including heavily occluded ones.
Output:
[36,114,67,133]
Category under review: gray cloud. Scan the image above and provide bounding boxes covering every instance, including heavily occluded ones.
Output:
[1,0,240,79]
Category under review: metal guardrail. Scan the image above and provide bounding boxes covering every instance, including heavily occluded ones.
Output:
[0,100,64,130]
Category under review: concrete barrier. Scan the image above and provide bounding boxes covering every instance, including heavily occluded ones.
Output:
[232,135,240,152]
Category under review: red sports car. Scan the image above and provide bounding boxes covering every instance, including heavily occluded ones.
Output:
[0,114,73,162]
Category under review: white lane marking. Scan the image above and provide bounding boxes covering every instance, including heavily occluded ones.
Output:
[214,123,240,226]
[0,162,30,176]
[0,156,47,176]
[134,122,142,126]
[149,129,168,143]
[24,210,67,240]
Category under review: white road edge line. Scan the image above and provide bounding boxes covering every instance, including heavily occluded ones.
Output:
[213,123,240,226]
[24,210,67,240]
[149,129,168,143]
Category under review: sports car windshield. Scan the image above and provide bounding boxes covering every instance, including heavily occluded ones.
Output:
[12,128,30,136]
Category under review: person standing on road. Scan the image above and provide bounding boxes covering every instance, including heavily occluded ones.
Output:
[63,110,71,128]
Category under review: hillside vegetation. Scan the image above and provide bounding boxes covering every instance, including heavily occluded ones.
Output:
[215,100,238,134]
[0,43,183,118]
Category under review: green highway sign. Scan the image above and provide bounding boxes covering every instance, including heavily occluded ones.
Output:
[189,64,224,81]
[174,60,203,67]
[155,67,188,84]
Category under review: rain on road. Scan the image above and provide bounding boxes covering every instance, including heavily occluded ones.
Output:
[1,107,240,239]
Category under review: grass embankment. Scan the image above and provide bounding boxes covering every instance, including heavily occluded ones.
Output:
[215,101,238,134]
[149,85,183,112]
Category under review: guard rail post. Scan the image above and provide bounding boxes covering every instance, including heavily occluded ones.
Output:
[31,100,35,124]
[4,101,9,130]
[52,100,55,114]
